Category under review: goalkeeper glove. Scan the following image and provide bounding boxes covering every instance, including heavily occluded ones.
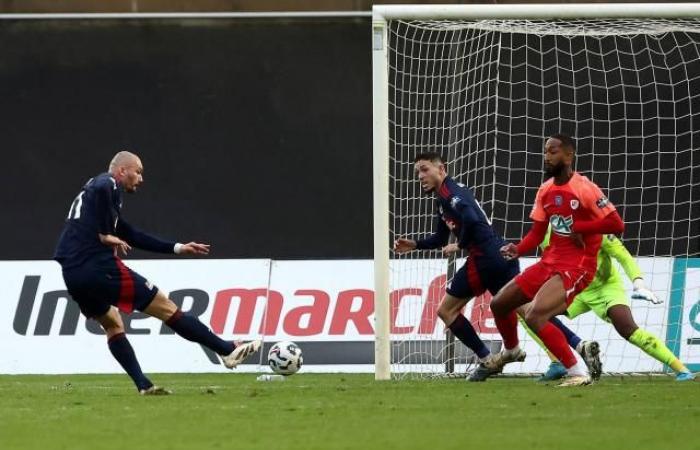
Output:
[631,278,661,304]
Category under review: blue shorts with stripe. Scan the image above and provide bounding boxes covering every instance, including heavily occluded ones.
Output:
[61,253,159,318]
[446,255,519,300]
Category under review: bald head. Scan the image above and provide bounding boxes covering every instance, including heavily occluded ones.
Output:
[109,150,144,193]
[109,151,140,174]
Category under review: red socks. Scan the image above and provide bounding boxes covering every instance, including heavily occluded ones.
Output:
[537,322,577,368]
[493,311,519,350]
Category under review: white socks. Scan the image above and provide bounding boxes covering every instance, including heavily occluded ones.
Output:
[567,360,589,377]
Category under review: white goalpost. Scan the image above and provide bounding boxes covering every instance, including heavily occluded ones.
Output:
[373,3,700,380]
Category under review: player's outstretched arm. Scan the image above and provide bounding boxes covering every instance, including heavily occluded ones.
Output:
[602,235,642,281]
[571,210,625,235]
[393,238,417,253]
[502,220,549,260]
[396,213,450,253]
[603,236,661,304]
[176,242,210,255]
[116,219,176,254]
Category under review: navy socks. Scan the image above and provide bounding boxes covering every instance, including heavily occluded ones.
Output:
[108,333,152,391]
[448,314,490,359]
[166,309,235,356]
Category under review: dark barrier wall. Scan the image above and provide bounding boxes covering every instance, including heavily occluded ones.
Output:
[2,18,698,261]
[1,18,373,260]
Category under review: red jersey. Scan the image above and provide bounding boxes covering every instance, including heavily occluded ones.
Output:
[530,172,617,272]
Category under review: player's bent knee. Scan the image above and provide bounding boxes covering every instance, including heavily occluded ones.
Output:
[615,323,638,340]
[608,305,638,339]
[103,325,126,339]
[522,309,547,332]
[490,280,522,316]
[96,308,125,338]
[516,304,529,317]
[490,291,511,316]
[437,296,464,325]
[437,306,457,325]
[143,290,179,321]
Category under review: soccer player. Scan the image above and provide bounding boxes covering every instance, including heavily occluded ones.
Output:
[529,228,694,381]
[490,134,625,386]
[54,151,261,395]
[393,152,522,381]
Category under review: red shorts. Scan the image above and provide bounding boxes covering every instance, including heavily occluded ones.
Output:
[514,261,593,305]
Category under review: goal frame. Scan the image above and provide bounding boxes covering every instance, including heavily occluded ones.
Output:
[372,2,700,380]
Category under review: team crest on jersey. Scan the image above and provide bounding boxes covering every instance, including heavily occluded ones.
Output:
[550,214,574,235]
[596,196,610,208]
[554,195,563,206]
[450,196,461,208]
[570,199,579,210]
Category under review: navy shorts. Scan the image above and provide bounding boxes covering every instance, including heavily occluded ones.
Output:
[61,254,159,318]
[446,256,519,299]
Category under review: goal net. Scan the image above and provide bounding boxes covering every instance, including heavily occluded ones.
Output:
[372,4,700,379]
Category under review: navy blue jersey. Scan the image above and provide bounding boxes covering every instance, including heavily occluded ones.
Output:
[415,176,505,258]
[55,172,176,268]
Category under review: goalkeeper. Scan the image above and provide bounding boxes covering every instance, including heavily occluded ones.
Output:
[524,228,694,382]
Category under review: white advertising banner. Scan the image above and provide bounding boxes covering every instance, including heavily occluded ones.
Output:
[0,257,698,374]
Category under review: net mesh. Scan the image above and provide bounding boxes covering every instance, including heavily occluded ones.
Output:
[387,18,700,377]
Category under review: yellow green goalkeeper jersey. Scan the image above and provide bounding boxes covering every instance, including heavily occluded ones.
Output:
[540,229,642,290]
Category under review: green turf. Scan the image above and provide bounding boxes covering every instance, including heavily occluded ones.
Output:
[0,373,698,450]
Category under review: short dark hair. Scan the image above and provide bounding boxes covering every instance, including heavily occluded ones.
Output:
[414,152,445,164]
[550,133,576,152]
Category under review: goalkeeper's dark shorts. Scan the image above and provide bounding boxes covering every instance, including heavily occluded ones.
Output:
[446,253,520,300]
[61,253,159,318]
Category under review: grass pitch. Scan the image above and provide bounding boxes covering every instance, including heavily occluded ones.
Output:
[0,373,698,450]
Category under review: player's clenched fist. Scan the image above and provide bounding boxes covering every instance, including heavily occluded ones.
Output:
[393,238,417,253]
[442,243,460,255]
[500,243,518,260]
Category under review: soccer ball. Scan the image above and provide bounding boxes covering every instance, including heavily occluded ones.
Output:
[268,341,303,376]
